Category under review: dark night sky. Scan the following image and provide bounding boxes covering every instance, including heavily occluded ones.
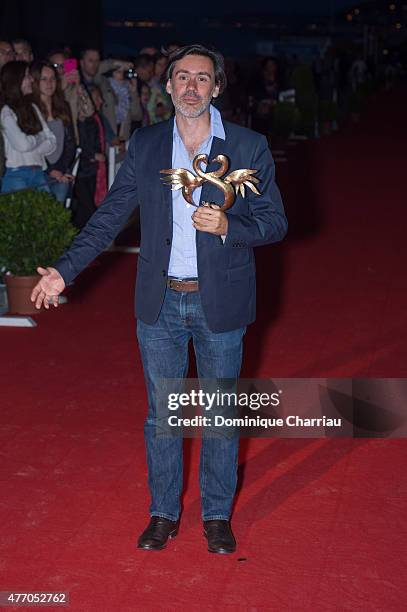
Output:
[102,0,363,57]
[104,0,356,17]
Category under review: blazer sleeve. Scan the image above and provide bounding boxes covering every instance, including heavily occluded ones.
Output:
[224,134,288,248]
[53,130,140,284]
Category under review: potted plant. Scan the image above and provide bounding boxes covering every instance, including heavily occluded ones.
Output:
[0,189,77,314]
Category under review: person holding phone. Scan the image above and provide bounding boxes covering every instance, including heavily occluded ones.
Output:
[79,47,142,141]
[30,60,76,203]
[73,84,107,228]
[47,49,94,145]
[104,64,139,137]
[0,60,56,193]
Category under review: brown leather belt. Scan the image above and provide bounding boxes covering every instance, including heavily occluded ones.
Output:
[167,277,199,292]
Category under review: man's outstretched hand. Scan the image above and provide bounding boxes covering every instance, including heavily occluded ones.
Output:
[30,267,66,310]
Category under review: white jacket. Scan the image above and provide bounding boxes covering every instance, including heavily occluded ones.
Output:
[0,103,56,170]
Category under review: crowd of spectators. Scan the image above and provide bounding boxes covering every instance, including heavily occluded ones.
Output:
[0,36,403,227]
[0,39,181,228]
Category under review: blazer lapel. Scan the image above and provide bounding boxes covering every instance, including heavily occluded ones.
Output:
[159,118,174,229]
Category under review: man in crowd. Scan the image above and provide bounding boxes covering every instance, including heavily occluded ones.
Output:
[0,40,14,70]
[12,38,33,63]
[31,43,287,555]
[133,53,155,85]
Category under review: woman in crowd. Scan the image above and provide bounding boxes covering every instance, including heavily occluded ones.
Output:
[47,48,94,145]
[138,80,152,127]
[103,63,141,140]
[73,84,107,229]
[248,57,281,134]
[30,60,76,203]
[0,60,56,193]
[108,65,131,135]
[148,53,173,123]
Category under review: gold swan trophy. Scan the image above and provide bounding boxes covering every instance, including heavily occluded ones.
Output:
[160,154,261,211]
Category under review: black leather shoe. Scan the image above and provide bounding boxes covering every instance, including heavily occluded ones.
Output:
[203,520,236,554]
[137,516,179,551]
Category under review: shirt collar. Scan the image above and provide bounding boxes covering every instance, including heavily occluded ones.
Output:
[173,103,225,142]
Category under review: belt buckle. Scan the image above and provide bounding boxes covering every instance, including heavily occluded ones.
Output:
[168,278,180,290]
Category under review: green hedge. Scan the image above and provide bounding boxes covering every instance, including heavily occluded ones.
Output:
[0,189,77,276]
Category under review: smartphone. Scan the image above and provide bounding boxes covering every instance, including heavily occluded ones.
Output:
[125,68,138,80]
[63,58,78,74]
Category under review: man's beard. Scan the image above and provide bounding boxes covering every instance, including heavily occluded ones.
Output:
[171,90,212,118]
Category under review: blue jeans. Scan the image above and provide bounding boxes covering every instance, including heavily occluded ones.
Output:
[1,166,51,194]
[136,286,246,522]
[47,176,69,203]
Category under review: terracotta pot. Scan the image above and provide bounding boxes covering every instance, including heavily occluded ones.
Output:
[5,274,42,315]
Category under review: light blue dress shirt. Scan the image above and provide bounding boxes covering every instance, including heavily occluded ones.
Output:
[168,104,226,279]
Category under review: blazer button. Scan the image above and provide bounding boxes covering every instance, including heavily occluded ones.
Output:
[162,270,166,276]
[166,238,171,245]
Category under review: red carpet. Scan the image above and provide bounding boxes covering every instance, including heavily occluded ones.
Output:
[1,88,406,611]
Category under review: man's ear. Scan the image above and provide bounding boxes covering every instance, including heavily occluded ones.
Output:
[212,83,220,99]
[166,79,172,95]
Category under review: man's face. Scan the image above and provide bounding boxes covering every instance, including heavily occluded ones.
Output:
[0,41,15,67]
[14,42,32,63]
[80,50,100,78]
[137,62,154,83]
[166,54,219,119]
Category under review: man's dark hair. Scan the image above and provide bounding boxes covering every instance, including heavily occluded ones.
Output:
[79,47,100,60]
[164,44,227,94]
[12,38,32,53]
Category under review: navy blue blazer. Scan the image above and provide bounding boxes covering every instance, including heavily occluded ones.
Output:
[54,117,288,333]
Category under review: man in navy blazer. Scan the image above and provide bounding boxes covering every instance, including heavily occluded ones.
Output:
[31,44,287,554]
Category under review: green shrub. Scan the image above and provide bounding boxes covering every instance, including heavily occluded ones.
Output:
[0,189,77,276]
